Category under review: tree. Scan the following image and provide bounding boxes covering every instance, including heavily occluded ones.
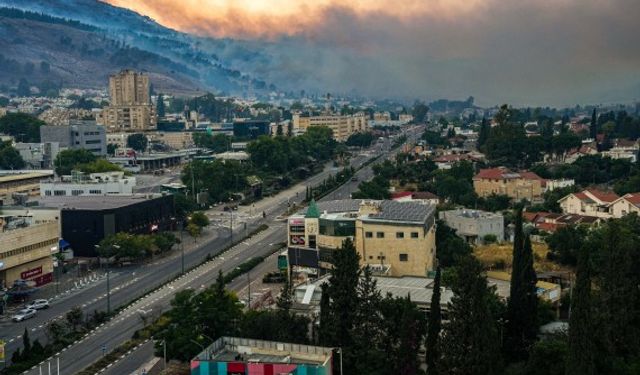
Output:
[77,159,122,174]
[590,108,597,140]
[276,123,284,136]
[189,211,210,228]
[22,327,32,358]
[435,220,472,268]
[426,267,442,375]
[546,225,587,266]
[504,209,538,363]
[127,133,148,152]
[106,143,118,156]
[0,112,44,142]
[484,105,536,168]
[352,266,385,374]
[66,306,83,331]
[440,256,503,374]
[0,141,25,169]
[186,223,201,239]
[412,101,429,123]
[17,78,30,97]
[54,148,96,176]
[477,117,490,151]
[318,239,361,372]
[156,93,166,117]
[153,232,179,253]
[40,61,50,73]
[276,273,294,312]
[566,246,596,375]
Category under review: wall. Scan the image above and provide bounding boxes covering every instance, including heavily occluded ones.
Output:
[355,221,436,277]
[0,221,58,288]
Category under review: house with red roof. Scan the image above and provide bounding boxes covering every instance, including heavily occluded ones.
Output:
[473,167,547,202]
[608,193,640,218]
[558,189,619,219]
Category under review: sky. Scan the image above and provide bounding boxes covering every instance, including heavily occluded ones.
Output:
[103,0,640,106]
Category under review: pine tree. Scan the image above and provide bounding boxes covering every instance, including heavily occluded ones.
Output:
[504,208,538,362]
[22,327,32,359]
[590,108,597,140]
[287,121,293,137]
[276,272,293,312]
[352,266,384,374]
[426,267,442,375]
[566,246,596,375]
[440,256,503,374]
[319,238,361,373]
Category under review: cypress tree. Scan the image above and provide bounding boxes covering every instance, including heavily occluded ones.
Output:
[22,327,32,359]
[505,209,538,362]
[353,266,384,374]
[590,108,597,140]
[426,267,442,375]
[156,93,166,117]
[566,246,596,375]
[477,117,490,151]
[440,256,503,374]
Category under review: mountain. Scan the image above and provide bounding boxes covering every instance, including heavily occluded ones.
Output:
[0,1,275,96]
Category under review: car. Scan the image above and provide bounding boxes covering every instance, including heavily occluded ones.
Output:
[26,299,49,310]
[351,177,358,182]
[12,308,36,322]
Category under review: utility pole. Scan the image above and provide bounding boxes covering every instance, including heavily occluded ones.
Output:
[229,210,233,245]
[179,221,185,275]
[247,271,251,309]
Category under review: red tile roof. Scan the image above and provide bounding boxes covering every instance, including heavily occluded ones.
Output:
[474,168,545,184]
[586,189,619,203]
[537,222,558,232]
[391,191,413,199]
[623,193,640,205]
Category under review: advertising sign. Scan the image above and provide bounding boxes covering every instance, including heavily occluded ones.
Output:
[21,266,43,280]
[289,218,305,225]
[0,340,5,361]
[290,235,306,245]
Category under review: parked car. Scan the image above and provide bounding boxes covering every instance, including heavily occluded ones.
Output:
[26,299,50,310]
[12,308,36,322]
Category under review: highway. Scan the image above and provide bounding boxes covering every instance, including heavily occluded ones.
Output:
[9,126,423,374]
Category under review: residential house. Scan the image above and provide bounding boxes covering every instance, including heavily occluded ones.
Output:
[558,189,619,219]
[473,167,547,202]
[439,209,504,245]
[608,193,640,218]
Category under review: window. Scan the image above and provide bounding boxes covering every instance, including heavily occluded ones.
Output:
[89,190,102,194]
[308,235,317,249]
[376,232,384,238]
[54,190,66,196]
[396,232,404,239]
[44,190,52,196]
[399,254,408,262]
[71,190,83,196]
[411,232,419,238]
[365,232,373,238]
[289,225,305,233]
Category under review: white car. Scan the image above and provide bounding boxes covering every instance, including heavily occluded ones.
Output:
[26,299,50,310]
[12,308,36,322]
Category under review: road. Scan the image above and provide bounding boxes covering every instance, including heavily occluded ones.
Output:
[13,126,423,374]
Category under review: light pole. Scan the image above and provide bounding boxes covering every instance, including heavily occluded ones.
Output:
[178,220,185,275]
[236,267,251,309]
[95,244,119,315]
[337,347,343,375]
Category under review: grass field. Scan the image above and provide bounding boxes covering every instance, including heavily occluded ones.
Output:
[473,241,567,272]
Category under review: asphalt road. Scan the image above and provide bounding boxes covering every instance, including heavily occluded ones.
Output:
[10,127,423,374]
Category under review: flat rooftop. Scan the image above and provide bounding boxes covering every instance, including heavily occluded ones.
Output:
[0,171,54,183]
[195,337,332,366]
[38,194,166,210]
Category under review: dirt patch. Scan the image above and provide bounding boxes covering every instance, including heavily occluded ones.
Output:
[473,241,566,272]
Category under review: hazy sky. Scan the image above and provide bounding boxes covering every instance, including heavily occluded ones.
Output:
[104,0,640,106]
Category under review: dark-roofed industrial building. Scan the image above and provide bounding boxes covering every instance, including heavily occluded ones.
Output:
[39,194,175,257]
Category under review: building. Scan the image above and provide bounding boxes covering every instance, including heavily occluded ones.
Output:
[14,142,60,169]
[40,171,136,197]
[294,275,453,314]
[232,120,271,139]
[391,191,440,205]
[545,179,575,192]
[558,189,619,219]
[0,171,54,205]
[0,217,59,289]
[292,113,368,142]
[108,151,186,172]
[473,167,546,202]
[522,211,600,233]
[97,70,156,132]
[38,194,174,257]
[40,120,107,156]
[439,209,504,245]
[191,337,334,375]
[287,199,436,277]
[608,193,640,218]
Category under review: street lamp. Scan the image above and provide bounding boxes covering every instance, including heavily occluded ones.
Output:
[94,244,120,314]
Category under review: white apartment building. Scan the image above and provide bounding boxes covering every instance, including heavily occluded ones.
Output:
[40,171,136,197]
